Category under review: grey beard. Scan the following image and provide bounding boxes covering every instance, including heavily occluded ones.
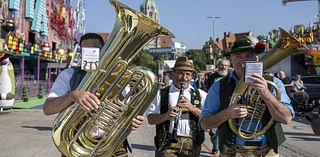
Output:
[218,70,228,76]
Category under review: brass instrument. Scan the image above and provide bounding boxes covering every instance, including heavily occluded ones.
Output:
[228,28,306,139]
[52,0,174,157]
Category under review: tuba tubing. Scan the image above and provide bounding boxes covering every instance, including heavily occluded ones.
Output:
[52,0,174,157]
[228,28,307,139]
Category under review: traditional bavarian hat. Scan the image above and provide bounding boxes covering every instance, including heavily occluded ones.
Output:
[173,56,194,71]
[225,35,265,56]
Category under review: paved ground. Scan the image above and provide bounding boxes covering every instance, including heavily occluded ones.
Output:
[0,110,320,157]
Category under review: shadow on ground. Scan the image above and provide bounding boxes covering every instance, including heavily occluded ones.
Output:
[22,125,52,131]
[131,144,155,151]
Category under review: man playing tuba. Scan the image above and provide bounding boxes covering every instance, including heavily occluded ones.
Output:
[200,37,294,157]
[43,33,144,157]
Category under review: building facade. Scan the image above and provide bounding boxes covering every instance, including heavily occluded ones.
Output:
[1,0,80,99]
[140,0,161,49]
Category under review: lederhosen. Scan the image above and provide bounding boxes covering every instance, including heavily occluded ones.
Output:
[218,75,286,156]
[154,86,204,156]
[63,67,130,157]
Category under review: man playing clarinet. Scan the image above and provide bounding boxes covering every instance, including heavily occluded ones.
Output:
[146,56,207,157]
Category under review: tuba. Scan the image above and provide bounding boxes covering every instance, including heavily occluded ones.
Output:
[228,28,306,139]
[52,0,174,157]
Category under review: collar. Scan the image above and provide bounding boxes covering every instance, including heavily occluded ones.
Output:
[227,71,240,84]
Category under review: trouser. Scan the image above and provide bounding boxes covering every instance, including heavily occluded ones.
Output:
[221,145,279,157]
[155,136,201,157]
[209,128,219,152]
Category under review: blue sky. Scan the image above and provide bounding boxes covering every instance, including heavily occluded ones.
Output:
[85,0,318,49]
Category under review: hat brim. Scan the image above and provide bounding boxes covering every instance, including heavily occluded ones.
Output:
[174,66,194,71]
[224,47,262,56]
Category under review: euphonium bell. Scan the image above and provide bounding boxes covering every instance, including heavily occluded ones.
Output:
[52,0,174,157]
[228,28,306,139]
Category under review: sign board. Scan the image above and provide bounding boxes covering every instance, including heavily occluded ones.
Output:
[313,53,320,66]
[81,47,100,71]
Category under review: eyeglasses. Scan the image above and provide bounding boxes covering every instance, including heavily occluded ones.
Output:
[218,64,230,67]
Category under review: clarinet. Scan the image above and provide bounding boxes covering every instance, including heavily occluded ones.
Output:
[170,81,184,142]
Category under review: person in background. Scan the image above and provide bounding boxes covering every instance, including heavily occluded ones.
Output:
[43,33,144,157]
[290,74,309,114]
[206,57,231,90]
[205,57,231,156]
[146,56,207,157]
[196,72,206,91]
[278,70,292,94]
[291,74,305,92]
[163,71,172,88]
[200,37,294,157]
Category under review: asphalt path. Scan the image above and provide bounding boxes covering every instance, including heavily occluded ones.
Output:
[0,111,319,157]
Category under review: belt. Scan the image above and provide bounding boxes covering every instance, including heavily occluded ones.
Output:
[236,142,268,152]
[169,136,193,151]
[244,141,263,146]
[235,144,272,157]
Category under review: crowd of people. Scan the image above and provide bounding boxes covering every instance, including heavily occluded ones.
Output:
[39,33,310,157]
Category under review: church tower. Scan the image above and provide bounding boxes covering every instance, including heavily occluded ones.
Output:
[140,0,160,49]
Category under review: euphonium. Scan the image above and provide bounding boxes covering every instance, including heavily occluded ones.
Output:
[52,0,174,157]
[228,28,306,139]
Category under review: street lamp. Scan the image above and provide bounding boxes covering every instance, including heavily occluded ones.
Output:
[206,16,221,41]
[207,16,221,65]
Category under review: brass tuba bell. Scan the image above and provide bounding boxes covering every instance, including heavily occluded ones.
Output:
[228,28,306,139]
[51,0,174,157]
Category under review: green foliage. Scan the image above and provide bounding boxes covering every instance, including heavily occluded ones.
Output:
[130,50,157,73]
[159,54,169,61]
[22,85,29,102]
[185,49,208,72]
[38,86,44,99]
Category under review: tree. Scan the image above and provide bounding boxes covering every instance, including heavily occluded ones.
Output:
[22,84,29,102]
[38,85,44,99]
[130,50,158,73]
[185,49,207,72]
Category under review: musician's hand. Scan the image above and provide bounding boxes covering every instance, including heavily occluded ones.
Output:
[248,73,270,97]
[177,96,194,112]
[228,101,248,118]
[131,115,144,131]
[165,107,179,120]
[69,91,100,110]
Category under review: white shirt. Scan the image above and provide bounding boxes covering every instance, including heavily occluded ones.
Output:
[48,68,75,98]
[48,67,130,98]
[146,84,207,137]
